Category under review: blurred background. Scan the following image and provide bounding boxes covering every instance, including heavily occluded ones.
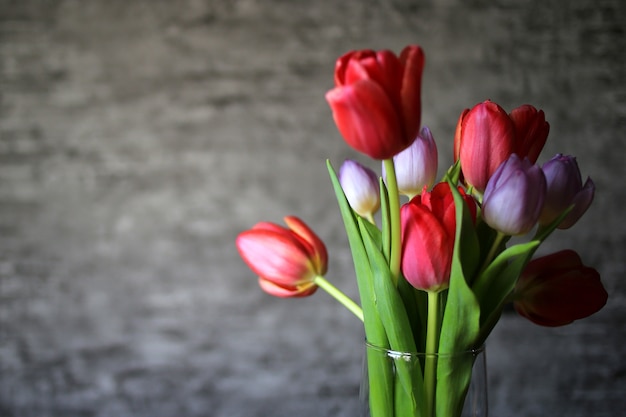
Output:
[0,0,624,416]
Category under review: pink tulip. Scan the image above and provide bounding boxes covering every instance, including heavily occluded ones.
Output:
[400,183,476,292]
[513,250,608,327]
[325,45,425,159]
[236,216,328,298]
[482,154,546,235]
[539,154,595,229]
[455,100,515,192]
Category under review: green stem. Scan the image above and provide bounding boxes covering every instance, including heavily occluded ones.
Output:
[424,290,440,417]
[314,276,364,322]
[383,158,402,286]
[479,231,506,274]
[469,185,482,204]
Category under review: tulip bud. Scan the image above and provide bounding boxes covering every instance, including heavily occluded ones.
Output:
[456,100,515,192]
[339,159,380,219]
[326,45,425,159]
[383,126,438,199]
[482,154,546,235]
[236,216,328,298]
[539,154,595,229]
[513,250,608,327]
[509,104,549,164]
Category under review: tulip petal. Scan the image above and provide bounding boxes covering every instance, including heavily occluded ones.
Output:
[251,221,290,234]
[483,155,546,235]
[509,104,549,164]
[344,50,402,105]
[258,278,318,298]
[558,177,595,229]
[453,108,469,163]
[326,80,404,159]
[391,126,438,198]
[339,159,381,218]
[236,229,314,286]
[399,45,425,142]
[344,54,376,85]
[375,50,404,99]
[539,154,594,229]
[515,267,607,326]
[401,202,452,291]
[284,216,328,275]
[517,249,582,286]
[459,100,515,191]
[333,50,374,86]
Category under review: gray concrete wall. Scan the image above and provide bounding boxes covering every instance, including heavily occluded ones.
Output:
[0,1,624,416]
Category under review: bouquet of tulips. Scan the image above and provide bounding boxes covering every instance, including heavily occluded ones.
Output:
[236,45,608,417]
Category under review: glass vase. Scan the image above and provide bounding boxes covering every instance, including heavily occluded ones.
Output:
[359,343,488,417]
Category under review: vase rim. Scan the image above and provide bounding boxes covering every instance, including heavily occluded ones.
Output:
[364,341,486,358]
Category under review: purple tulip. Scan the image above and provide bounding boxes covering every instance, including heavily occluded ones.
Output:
[539,154,595,229]
[382,126,439,199]
[482,154,546,235]
[339,159,380,220]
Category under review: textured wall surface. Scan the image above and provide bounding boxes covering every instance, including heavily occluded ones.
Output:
[1,1,625,416]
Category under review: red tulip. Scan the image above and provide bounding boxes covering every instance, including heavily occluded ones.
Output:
[513,250,608,327]
[509,104,549,164]
[400,183,476,292]
[325,45,425,159]
[456,100,515,192]
[236,216,328,298]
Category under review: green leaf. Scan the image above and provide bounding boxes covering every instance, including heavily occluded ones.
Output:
[358,216,426,417]
[359,213,383,249]
[358,217,416,353]
[474,240,539,346]
[473,220,505,280]
[534,204,574,241]
[379,178,392,264]
[441,160,462,185]
[327,161,393,417]
[361,216,426,350]
[472,240,540,310]
[439,182,481,351]
[472,207,573,346]
[436,350,481,417]
[398,277,427,354]
[327,161,383,340]
[436,182,481,417]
